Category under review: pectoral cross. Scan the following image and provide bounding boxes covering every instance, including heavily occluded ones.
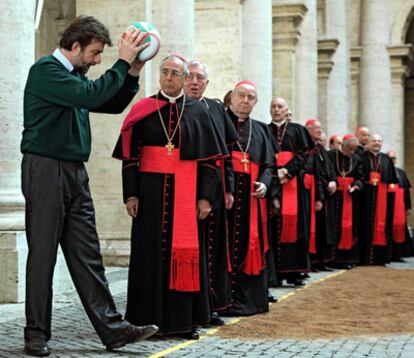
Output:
[372,176,379,186]
[241,153,250,172]
[165,141,174,156]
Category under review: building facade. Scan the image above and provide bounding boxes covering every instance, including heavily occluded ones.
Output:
[1,0,414,302]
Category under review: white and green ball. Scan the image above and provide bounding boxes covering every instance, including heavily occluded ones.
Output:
[128,21,161,61]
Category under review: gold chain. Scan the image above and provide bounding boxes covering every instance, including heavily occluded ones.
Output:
[155,92,186,155]
[236,118,253,172]
[336,150,353,177]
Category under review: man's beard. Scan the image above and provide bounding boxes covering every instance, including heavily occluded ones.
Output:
[73,64,90,75]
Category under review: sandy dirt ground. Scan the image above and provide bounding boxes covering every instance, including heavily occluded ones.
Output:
[219,267,414,340]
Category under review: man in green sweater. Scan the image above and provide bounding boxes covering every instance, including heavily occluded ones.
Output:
[20,16,158,356]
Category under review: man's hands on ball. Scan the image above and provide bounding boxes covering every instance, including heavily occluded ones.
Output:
[118,28,149,76]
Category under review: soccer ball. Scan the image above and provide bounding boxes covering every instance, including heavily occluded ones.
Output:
[127,21,161,62]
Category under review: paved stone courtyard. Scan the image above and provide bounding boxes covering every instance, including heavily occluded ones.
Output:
[1,258,413,358]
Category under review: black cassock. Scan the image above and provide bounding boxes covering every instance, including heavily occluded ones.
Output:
[327,150,364,266]
[359,151,397,265]
[113,93,224,334]
[268,122,313,282]
[200,97,238,312]
[308,144,337,268]
[355,145,365,157]
[393,166,413,259]
[222,108,274,316]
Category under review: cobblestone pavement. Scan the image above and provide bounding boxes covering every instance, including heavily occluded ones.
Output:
[1,258,413,358]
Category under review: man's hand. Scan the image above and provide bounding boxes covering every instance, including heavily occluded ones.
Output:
[278,168,289,184]
[128,60,146,77]
[349,185,359,194]
[315,200,323,212]
[118,28,150,65]
[327,181,337,194]
[126,198,139,218]
[224,193,234,210]
[407,209,412,216]
[197,199,212,220]
[252,182,267,198]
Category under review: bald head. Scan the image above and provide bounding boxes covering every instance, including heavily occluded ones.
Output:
[270,97,289,123]
[355,126,370,146]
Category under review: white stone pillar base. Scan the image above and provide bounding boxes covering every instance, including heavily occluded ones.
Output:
[0,232,73,303]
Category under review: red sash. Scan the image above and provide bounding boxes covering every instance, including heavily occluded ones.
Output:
[303,173,316,254]
[139,146,200,292]
[231,151,267,275]
[277,151,298,243]
[120,98,168,158]
[369,172,387,246]
[388,184,406,243]
[337,176,354,250]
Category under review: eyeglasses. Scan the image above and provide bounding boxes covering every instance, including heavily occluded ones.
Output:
[161,69,183,78]
[234,90,257,102]
[187,73,206,82]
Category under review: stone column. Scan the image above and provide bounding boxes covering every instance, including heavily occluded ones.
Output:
[272,3,307,113]
[317,39,338,130]
[350,47,362,131]
[76,0,147,265]
[295,0,318,124]
[194,0,240,100]
[240,0,272,122]
[150,0,195,93]
[359,0,392,150]
[0,0,34,303]
[387,45,412,167]
[325,0,351,136]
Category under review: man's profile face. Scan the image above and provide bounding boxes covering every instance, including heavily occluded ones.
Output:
[343,141,357,156]
[230,85,257,117]
[308,122,323,141]
[159,59,185,97]
[330,137,343,150]
[184,65,208,100]
[73,39,104,74]
[270,98,288,122]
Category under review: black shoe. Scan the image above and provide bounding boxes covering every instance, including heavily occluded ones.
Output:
[177,330,200,340]
[24,337,50,357]
[287,278,304,286]
[210,312,225,326]
[268,293,278,303]
[106,324,159,351]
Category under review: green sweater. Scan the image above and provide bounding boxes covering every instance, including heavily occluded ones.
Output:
[21,55,139,162]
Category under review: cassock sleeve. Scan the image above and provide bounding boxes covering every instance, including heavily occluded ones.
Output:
[197,161,219,204]
[224,154,235,194]
[119,124,142,203]
[353,156,365,191]
[284,126,313,178]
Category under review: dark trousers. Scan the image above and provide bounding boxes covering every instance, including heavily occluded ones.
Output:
[21,153,128,344]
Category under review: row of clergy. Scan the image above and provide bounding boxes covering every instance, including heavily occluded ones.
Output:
[112,54,413,339]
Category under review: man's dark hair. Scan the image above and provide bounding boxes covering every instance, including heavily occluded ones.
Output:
[59,15,112,50]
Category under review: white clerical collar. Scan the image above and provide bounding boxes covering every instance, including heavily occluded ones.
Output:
[161,90,184,103]
[273,120,286,127]
[53,48,74,72]
[370,151,380,156]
